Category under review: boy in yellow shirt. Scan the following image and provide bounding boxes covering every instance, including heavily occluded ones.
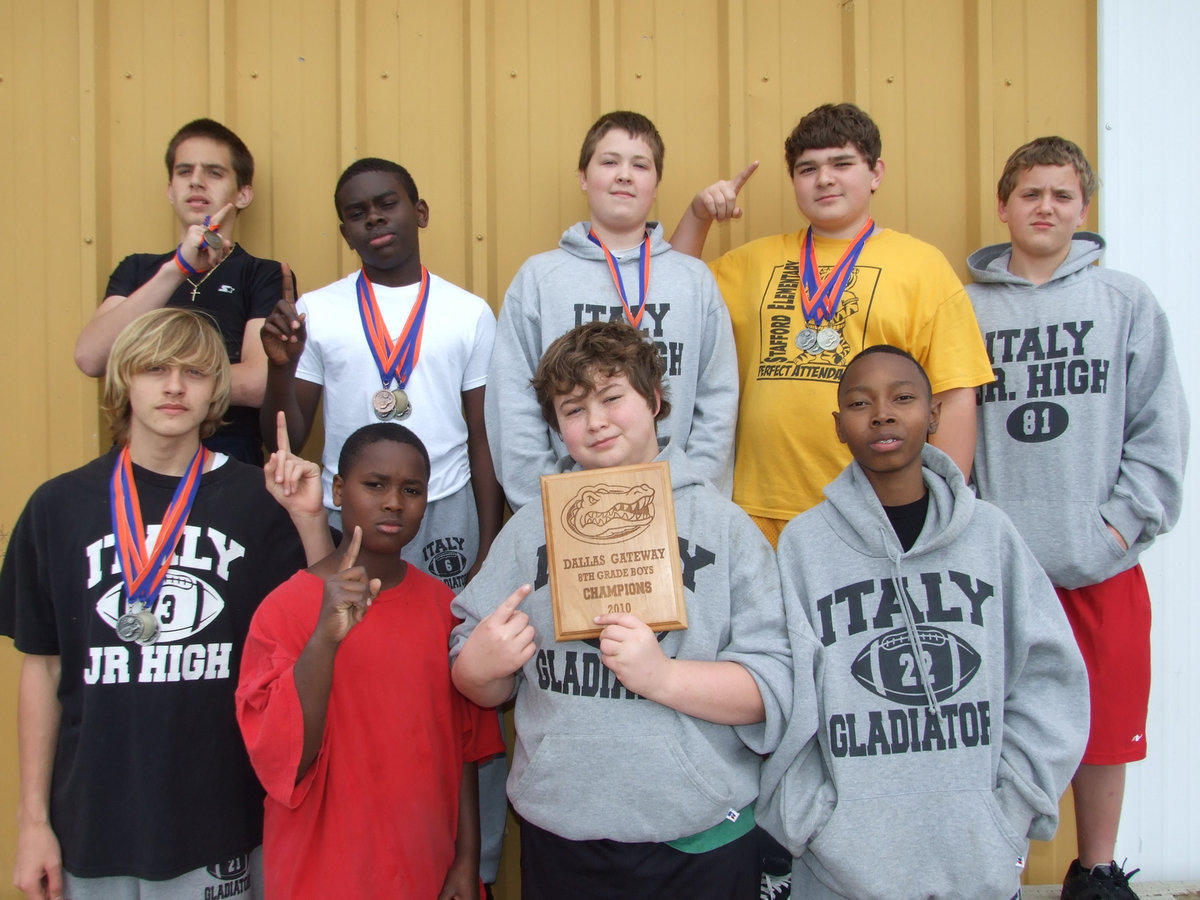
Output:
[672,103,992,546]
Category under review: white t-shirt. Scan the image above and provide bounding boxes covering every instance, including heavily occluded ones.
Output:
[296,270,495,506]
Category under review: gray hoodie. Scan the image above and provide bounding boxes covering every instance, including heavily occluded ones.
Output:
[967,233,1188,588]
[759,446,1088,899]
[485,222,738,510]
[449,447,795,842]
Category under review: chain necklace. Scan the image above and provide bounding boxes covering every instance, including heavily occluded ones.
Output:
[187,244,233,303]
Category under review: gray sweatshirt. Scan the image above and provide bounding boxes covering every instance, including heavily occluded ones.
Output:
[759,446,1088,899]
[967,233,1189,588]
[449,447,794,842]
[485,222,738,509]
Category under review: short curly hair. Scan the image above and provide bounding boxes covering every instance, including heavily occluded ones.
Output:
[532,321,671,433]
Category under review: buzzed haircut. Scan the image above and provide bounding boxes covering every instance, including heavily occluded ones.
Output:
[338,422,431,481]
[785,103,882,174]
[997,135,1097,205]
[577,110,665,183]
[103,308,232,446]
[165,118,255,188]
[838,345,932,400]
[532,320,671,433]
[334,158,420,217]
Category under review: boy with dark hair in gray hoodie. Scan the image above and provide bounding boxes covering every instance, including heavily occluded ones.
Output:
[761,345,1089,899]
[453,320,798,899]
[967,137,1189,899]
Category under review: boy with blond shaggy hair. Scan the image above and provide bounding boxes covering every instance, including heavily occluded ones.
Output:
[3,309,304,899]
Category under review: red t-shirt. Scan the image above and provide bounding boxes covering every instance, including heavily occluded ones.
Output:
[237,569,503,898]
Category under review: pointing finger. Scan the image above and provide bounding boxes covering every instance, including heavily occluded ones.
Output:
[732,160,760,192]
[275,410,292,456]
[496,584,532,620]
[208,202,235,227]
[340,526,363,572]
[281,261,295,305]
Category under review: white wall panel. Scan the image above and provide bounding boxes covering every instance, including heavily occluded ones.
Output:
[1099,0,1199,880]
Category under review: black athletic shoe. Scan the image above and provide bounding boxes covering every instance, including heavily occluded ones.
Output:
[759,870,791,900]
[1061,858,1141,900]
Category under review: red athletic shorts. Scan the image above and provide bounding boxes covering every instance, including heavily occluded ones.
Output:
[1056,565,1151,765]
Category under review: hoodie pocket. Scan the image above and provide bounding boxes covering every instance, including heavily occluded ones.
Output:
[1000,500,1127,588]
[509,731,737,842]
[807,790,1025,899]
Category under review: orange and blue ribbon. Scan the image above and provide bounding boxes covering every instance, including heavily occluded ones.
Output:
[357,266,430,390]
[110,445,206,612]
[587,229,651,329]
[799,219,874,325]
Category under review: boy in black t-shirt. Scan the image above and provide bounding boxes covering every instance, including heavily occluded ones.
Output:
[2,309,305,899]
[74,118,288,464]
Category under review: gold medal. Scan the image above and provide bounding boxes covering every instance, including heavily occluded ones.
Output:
[392,389,412,420]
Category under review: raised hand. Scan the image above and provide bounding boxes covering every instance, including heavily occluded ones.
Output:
[260,263,306,366]
[689,160,760,223]
[264,410,323,516]
[315,527,381,645]
[463,584,537,681]
[178,202,234,273]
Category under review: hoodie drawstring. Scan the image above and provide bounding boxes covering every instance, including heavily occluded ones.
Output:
[884,527,940,715]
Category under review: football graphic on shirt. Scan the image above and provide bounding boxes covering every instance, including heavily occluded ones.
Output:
[95,571,225,642]
[851,625,981,706]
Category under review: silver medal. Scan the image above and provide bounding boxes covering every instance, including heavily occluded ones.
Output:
[201,228,223,251]
[372,389,397,420]
[795,328,819,354]
[116,602,159,644]
[816,327,841,352]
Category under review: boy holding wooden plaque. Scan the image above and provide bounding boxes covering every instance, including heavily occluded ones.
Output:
[450,321,806,899]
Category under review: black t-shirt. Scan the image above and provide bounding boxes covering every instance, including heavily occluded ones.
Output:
[0,450,306,879]
[884,491,930,552]
[105,246,285,453]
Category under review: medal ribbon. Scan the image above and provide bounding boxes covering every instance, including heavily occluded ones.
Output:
[799,219,874,325]
[587,229,651,329]
[357,266,430,389]
[109,445,207,611]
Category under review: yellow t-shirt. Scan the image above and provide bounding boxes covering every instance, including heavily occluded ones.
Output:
[710,228,993,520]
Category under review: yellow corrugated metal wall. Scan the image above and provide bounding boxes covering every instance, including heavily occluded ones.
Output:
[0,1,1095,895]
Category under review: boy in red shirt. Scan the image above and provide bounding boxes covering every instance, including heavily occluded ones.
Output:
[237,424,502,899]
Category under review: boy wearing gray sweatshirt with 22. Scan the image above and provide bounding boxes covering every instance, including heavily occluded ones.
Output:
[760,346,1088,899]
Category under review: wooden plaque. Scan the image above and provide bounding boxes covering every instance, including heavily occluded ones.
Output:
[540,460,688,642]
